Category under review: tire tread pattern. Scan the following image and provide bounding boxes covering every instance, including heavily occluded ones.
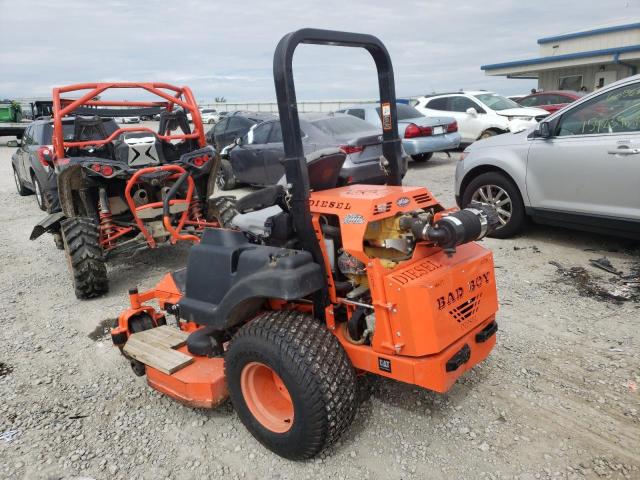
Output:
[226,310,357,459]
[61,216,108,299]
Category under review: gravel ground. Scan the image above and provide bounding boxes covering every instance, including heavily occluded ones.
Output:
[0,139,638,480]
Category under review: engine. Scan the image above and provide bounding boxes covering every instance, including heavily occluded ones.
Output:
[328,202,499,346]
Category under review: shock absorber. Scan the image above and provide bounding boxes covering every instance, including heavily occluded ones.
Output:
[188,190,205,226]
[98,188,117,249]
[400,203,500,255]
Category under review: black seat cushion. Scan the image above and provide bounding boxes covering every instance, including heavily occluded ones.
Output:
[235,185,286,213]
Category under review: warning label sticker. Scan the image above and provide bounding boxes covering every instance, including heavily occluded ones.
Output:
[381,102,392,131]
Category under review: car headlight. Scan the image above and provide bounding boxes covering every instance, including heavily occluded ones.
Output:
[507,116,532,121]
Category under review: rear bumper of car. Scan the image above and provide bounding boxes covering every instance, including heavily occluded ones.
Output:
[402,132,461,155]
[341,156,409,184]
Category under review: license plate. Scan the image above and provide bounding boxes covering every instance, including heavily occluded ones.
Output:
[433,126,444,135]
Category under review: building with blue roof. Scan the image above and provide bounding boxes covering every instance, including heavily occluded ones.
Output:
[481,22,640,93]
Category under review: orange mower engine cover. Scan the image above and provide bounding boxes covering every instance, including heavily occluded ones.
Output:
[109,28,500,461]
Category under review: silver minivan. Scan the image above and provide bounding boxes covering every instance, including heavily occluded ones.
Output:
[455,75,640,239]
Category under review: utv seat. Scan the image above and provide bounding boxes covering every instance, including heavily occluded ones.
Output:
[67,116,115,159]
[158,109,197,162]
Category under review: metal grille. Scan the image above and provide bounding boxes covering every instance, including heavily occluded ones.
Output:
[449,294,482,324]
[413,193,432,205]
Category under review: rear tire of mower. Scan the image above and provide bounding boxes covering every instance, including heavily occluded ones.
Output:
[225,310,358,460]
[61,217,108,299]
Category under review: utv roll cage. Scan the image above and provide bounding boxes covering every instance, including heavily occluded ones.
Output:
[51,82,206,160]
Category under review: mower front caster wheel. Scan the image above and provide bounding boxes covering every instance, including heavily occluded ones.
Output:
[225,310,358,460]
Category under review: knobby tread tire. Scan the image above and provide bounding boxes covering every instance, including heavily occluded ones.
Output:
[225,310,358,460]
[61,216,108,299]
[209,195,239,227]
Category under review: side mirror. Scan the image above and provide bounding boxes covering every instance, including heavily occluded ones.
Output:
[466,107,478,116]
[537,121,552,138]
[234,136,243,146]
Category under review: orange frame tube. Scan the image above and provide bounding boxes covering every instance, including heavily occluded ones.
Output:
[51,82,206,160]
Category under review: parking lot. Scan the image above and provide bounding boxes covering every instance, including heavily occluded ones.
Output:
[1,137,638,479]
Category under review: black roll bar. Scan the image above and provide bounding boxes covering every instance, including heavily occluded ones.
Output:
[272,28,403,319]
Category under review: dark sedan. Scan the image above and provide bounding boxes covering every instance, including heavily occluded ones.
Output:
[205,112,276,152]
[217,113,407,190]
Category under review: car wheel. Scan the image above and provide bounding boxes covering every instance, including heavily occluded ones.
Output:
[461,171,525,238]
[411,152,433,163]
[13,166,30,196]
[216,159,236,191]
[32,173,47,211]
[479,130,497,140]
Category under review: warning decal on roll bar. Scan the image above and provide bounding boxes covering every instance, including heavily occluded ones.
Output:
[381,102,392,131]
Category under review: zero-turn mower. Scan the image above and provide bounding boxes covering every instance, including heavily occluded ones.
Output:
[30,82,219,299]
[111,29,500,460]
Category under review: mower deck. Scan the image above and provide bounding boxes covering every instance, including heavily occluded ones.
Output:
[124,325,228,408]
[145,347,228,409]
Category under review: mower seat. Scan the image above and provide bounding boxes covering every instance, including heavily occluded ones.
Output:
[231,205,284,237]
[235,185,286,214]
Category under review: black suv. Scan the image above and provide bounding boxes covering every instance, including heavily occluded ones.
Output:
[12,117,118,211]
[205,112,275,151]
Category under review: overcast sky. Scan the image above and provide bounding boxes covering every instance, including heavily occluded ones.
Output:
[1,0,639,102]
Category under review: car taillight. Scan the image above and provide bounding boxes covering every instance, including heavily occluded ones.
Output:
[102,165,114,176]
[339,145,364,155]
[404,123,432,138]
[447,121,458,133]
[91,164,101,172]
[37,146,53,167]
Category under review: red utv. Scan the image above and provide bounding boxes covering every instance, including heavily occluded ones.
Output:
[30,82,220,299]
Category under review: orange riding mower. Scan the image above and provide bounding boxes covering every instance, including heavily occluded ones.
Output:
[30,82,221,299]
[111,29,501,460]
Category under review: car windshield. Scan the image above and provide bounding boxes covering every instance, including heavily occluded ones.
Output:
[201,109,216,113]
[375,104,423,120]
[473,93,521,111]
[311,115,373,135]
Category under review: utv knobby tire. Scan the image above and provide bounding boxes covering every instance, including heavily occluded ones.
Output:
[225,310,358,460]
[209,195,239,227]
[61,217,108,299]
